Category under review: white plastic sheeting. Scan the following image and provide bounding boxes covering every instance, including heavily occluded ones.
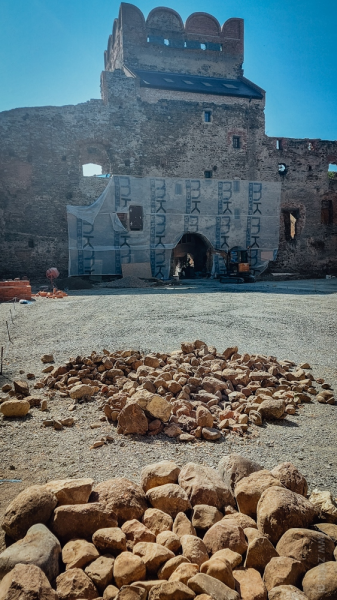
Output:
[67,175,281,278]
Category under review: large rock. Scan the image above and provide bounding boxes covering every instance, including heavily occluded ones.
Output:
[188,573,240,600]
[218,455,263,491]
[0,399,30,418]
[113,552,146,588]
[200,558,235,589]
[117,404,148,436]
[52,503,118,542]
[256,487,318,544]
[13,380,30,396]
[268,586,308,600]
[103,584,119,599]
[178,464,235,510]
[90,478,147,523]
[93,527,127,554]
[56,568,99,599]
[148,581,196,600]
[133,542,174,573]
[302,562,337,600]
[84,555,115,592]
[62,539,99,570]
[180,535,209,567]
[313,522,337,543]
[44,478,94,505]
[115,586,146,600]
[69,384,96,399]
[212,549,242,570]
[141,462,180,493]
[157,556,190,580]
[146,396,172,422]
[243,527,278,572]
[2,485,57,541]
[263,557,305,591]
[169,563,199,585]
[222,513,257,530]
[233,568,267,600]
[0,524,60,582]
[235,471,282,518]
[271,463,308,497]
[142,509,173,535]
[0,564,57,600]
[257,399,285,420]
[122,520,155,549]
[275,528,335,571]
[156,531,181,552]
[146,484,191,518]
[308,489,337,524]
[192,505,223,530]
[196,407,213,428]
[203,522,247,556]
[173,513,196,538]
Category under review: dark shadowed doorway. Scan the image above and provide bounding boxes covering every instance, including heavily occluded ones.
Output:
[170,232,213,278]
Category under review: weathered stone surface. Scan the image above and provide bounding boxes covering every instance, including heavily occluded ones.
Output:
[56,568,99,599]
[156,530,181,552]
[202,428,221,441]
[302,562,337,600]
[313,522,337,543]
[146,484,191,518]
[233,568,267,600]
[146,396,172,422]
[218,455,263,491]
[142,509,173,536]
[157,556,190,580]
[117,404,148,436]
[0,564,57,600]
[93,527,127,554]
[308,489,337,523]
[122,520,155,549]
[257,399,285,420]
[0,524,60,582]
[115,585,146,600]
[222,513,257,530]
[180,535,209,567]
[13,381,29,396]
[256,487,318,544]
[44,478,94,505]
[133,542,174,573]
[243,527,278,572]
[113,552,146,588]
[131,581,167,594]
[271,463,308,497]
[0,399,30,418]
[203,521,248,556]
[141,462,180,493]
[69,384,96,399]
[148,581,196,600]
[62,539,99,570]
[196,407,213,428]
[263,557,305,592]
[192,505,223,530]
[188,573,240,600]
[212,549,242,569]
[200,558,235,589]
[268,586,308,600]
[178,464,235,510]
[103,585,119,600]
[90,478,147,522]
[52,503,118,542]
[235,471,282,518]
[84,555,115,592]
[169,562,199,585]
[173,513,196,538]
[275,528,335,571]
[2,485,57,541]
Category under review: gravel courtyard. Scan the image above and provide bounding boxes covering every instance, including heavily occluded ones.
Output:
[0,278,336,550]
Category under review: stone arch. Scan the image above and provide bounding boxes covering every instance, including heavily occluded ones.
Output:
[118,3,146,32]
[185,12,221,36]
[222,18,243,39]
[146,7,184,33]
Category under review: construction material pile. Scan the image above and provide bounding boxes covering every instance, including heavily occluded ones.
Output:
[1,456,337,599]
[33,289,68,299]
[25,341,335,442]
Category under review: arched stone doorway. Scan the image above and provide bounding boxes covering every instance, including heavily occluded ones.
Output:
[170,232,213,278]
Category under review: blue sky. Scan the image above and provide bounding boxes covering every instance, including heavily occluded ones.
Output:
[0,0,336,140]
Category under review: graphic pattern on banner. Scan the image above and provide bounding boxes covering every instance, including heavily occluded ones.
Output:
[67,176,281,278]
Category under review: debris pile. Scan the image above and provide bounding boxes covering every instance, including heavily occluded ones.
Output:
[16,341,333,442]
[1,456,337,599]
[33,289,68,299]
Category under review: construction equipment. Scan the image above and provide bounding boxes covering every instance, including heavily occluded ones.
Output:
[220,246,255,284]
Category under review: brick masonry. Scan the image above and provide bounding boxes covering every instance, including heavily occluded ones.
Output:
[0,2,336,278]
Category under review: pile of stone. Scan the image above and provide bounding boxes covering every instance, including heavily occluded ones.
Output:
[1,456,337,600]
[1,342,334,442]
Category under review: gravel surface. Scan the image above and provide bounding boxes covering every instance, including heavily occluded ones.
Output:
[0,279,336,550]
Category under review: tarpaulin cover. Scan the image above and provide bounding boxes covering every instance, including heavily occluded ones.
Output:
[67,175,281,279]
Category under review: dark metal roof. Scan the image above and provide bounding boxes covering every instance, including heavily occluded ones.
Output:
[129,69,263,99]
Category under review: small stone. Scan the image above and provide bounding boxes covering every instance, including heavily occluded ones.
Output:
[84,555,115,592]
[41,354,54,363]
[1,384,12,393]
[56,568,99,599]
[43,419,54,426]
[27,373,35,380]
[179,433,195,442]
[13,380,30,396]
[90,441,105,449]
[41,399,48,411]
[61,417,75,426]
[0,399,30,417]
[53,420,64,430]
[42,365,54,373]
[93,527,127,554]
[62,539,99,570]
[142,508,173,536]
[113,552,146,588]
[70,384,96,399]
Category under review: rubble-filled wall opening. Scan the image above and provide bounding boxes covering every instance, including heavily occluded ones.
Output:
[283,209,299,242]
[170,232,213,277]
[82,163,103,177]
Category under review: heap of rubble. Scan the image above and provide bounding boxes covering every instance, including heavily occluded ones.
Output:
[10,341,330,442]
[1,456,337,599]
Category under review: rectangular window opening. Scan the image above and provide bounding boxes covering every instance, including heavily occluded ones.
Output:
[204,111,211,123]
[276,140,282,150]
[233,136,241,149]
[283,209,299,241]
[204,170,212,179]
[129,206,143,231]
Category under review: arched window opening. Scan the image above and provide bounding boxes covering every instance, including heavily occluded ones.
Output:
[82,163,103,177]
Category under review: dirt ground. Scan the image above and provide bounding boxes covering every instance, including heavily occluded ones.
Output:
[0,278,336,551]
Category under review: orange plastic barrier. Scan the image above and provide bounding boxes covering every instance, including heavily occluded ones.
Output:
[0,280,31,302]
